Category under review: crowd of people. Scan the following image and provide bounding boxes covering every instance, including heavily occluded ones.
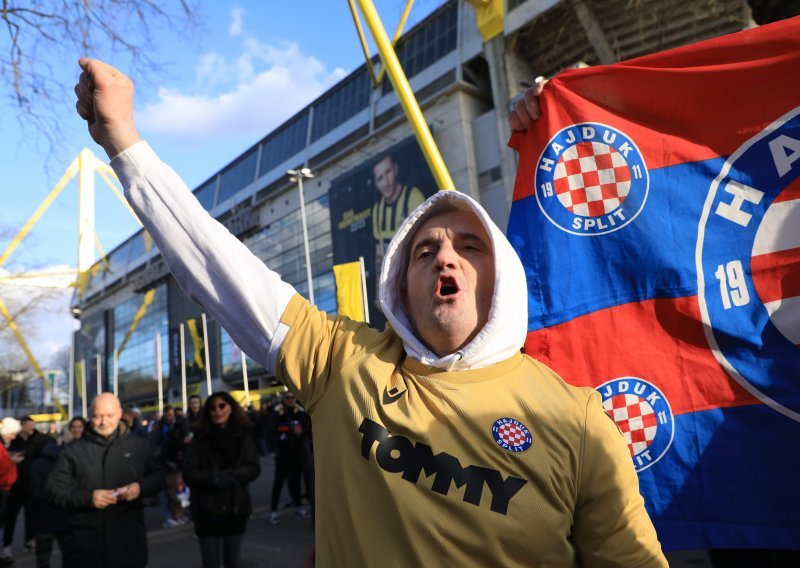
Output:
[0,415,88,567]
[0,390,314,568]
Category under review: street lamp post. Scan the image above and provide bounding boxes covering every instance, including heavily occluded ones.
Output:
[287,168,315,305]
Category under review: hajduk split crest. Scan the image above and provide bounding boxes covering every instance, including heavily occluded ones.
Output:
[697,106,800,421]
[534,122,649,236]
[597,377,674,473]
[491,417,533,453]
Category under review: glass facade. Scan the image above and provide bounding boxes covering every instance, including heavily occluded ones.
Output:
[127,230,155,267]
[219,329,260,377]
[310,68,371,142]
[246,193,336,314]
[194,177,217,211]
[217,193,334,381]
[112,283,169,401]
[382,3,458,94]
[105,239,132,281]
[75,310,106,406]
[259,112,310,177]
[173,315,212,384]
[217,147,259,203]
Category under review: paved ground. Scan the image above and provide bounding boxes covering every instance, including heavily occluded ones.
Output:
[4,453,711,567]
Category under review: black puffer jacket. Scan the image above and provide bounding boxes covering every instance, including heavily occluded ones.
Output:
[182,424,260,523]
[28,443,70,535]
[45,423,164,568]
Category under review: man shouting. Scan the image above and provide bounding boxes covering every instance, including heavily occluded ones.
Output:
[74,58,665,567]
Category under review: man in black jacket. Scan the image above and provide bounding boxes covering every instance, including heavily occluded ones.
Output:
[268,392,313,523]
[46,393,164,568]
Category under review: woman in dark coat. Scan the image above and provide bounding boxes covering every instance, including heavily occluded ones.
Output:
[183,391,261,568]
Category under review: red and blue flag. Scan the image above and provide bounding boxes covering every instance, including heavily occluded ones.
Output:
[508,17,800,550]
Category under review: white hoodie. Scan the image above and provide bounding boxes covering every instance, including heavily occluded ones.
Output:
[379,190,529,370]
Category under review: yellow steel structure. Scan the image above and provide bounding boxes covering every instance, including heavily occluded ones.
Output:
[348,0,415,87]
[0,147,140,416]
[351,0,455,191]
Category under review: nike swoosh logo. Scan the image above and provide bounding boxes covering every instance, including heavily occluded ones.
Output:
[382,386,406,405]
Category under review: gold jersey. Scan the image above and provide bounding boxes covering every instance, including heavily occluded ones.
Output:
[277,295,667,568]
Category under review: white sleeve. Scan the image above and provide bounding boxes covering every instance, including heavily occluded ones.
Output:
[111,141,296,373]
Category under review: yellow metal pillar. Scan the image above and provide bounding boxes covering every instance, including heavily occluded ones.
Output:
[354,0,455,191]
[0,159,79,270]
[77,148,96,296]
[348,0,415,87]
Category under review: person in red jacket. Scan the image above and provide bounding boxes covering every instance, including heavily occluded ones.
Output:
[0,418,22,490]
[0,417,22,567]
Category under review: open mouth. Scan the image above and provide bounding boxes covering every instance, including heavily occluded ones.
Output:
[437,275,459,297]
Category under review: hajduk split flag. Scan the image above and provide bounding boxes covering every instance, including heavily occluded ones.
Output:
[508,17,800,550]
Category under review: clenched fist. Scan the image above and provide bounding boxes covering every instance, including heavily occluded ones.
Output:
[75,58,142,159]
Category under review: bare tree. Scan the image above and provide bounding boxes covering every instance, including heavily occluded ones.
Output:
[0,224,71,374]
[49,343,71,374]
[1,0,199,157]
[0,272,73,411]
[0,284,61,350]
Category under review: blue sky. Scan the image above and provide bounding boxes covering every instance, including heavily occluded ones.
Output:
[0,1,445,363]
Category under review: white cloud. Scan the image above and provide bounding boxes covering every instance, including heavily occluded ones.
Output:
[138,36,346,143]
[194,52,228,89]
[229,6,245,38]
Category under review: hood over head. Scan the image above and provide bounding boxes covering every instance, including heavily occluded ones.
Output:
[379,190,527,370]
[0,417,21,437]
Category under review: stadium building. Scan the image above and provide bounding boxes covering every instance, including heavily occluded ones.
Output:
[70,0,771,408]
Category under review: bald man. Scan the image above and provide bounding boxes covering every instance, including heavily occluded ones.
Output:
[46,394,164,568]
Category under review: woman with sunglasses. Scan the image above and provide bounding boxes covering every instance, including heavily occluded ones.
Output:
[183,392,261,568]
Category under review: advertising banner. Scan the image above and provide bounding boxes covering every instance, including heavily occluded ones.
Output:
[329,135,437,326]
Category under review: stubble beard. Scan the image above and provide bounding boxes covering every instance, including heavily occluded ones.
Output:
[429,301,478,350]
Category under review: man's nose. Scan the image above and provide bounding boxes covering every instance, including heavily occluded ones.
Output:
[434,242,458,269]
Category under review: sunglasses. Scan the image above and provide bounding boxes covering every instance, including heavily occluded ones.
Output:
[211,402,229,411]
[284,395,296,400]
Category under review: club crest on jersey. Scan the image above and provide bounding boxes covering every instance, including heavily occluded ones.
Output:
[534,123,649,236]
[491,418,533,453]
[697,107,800,421]
[597,377,674,472]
